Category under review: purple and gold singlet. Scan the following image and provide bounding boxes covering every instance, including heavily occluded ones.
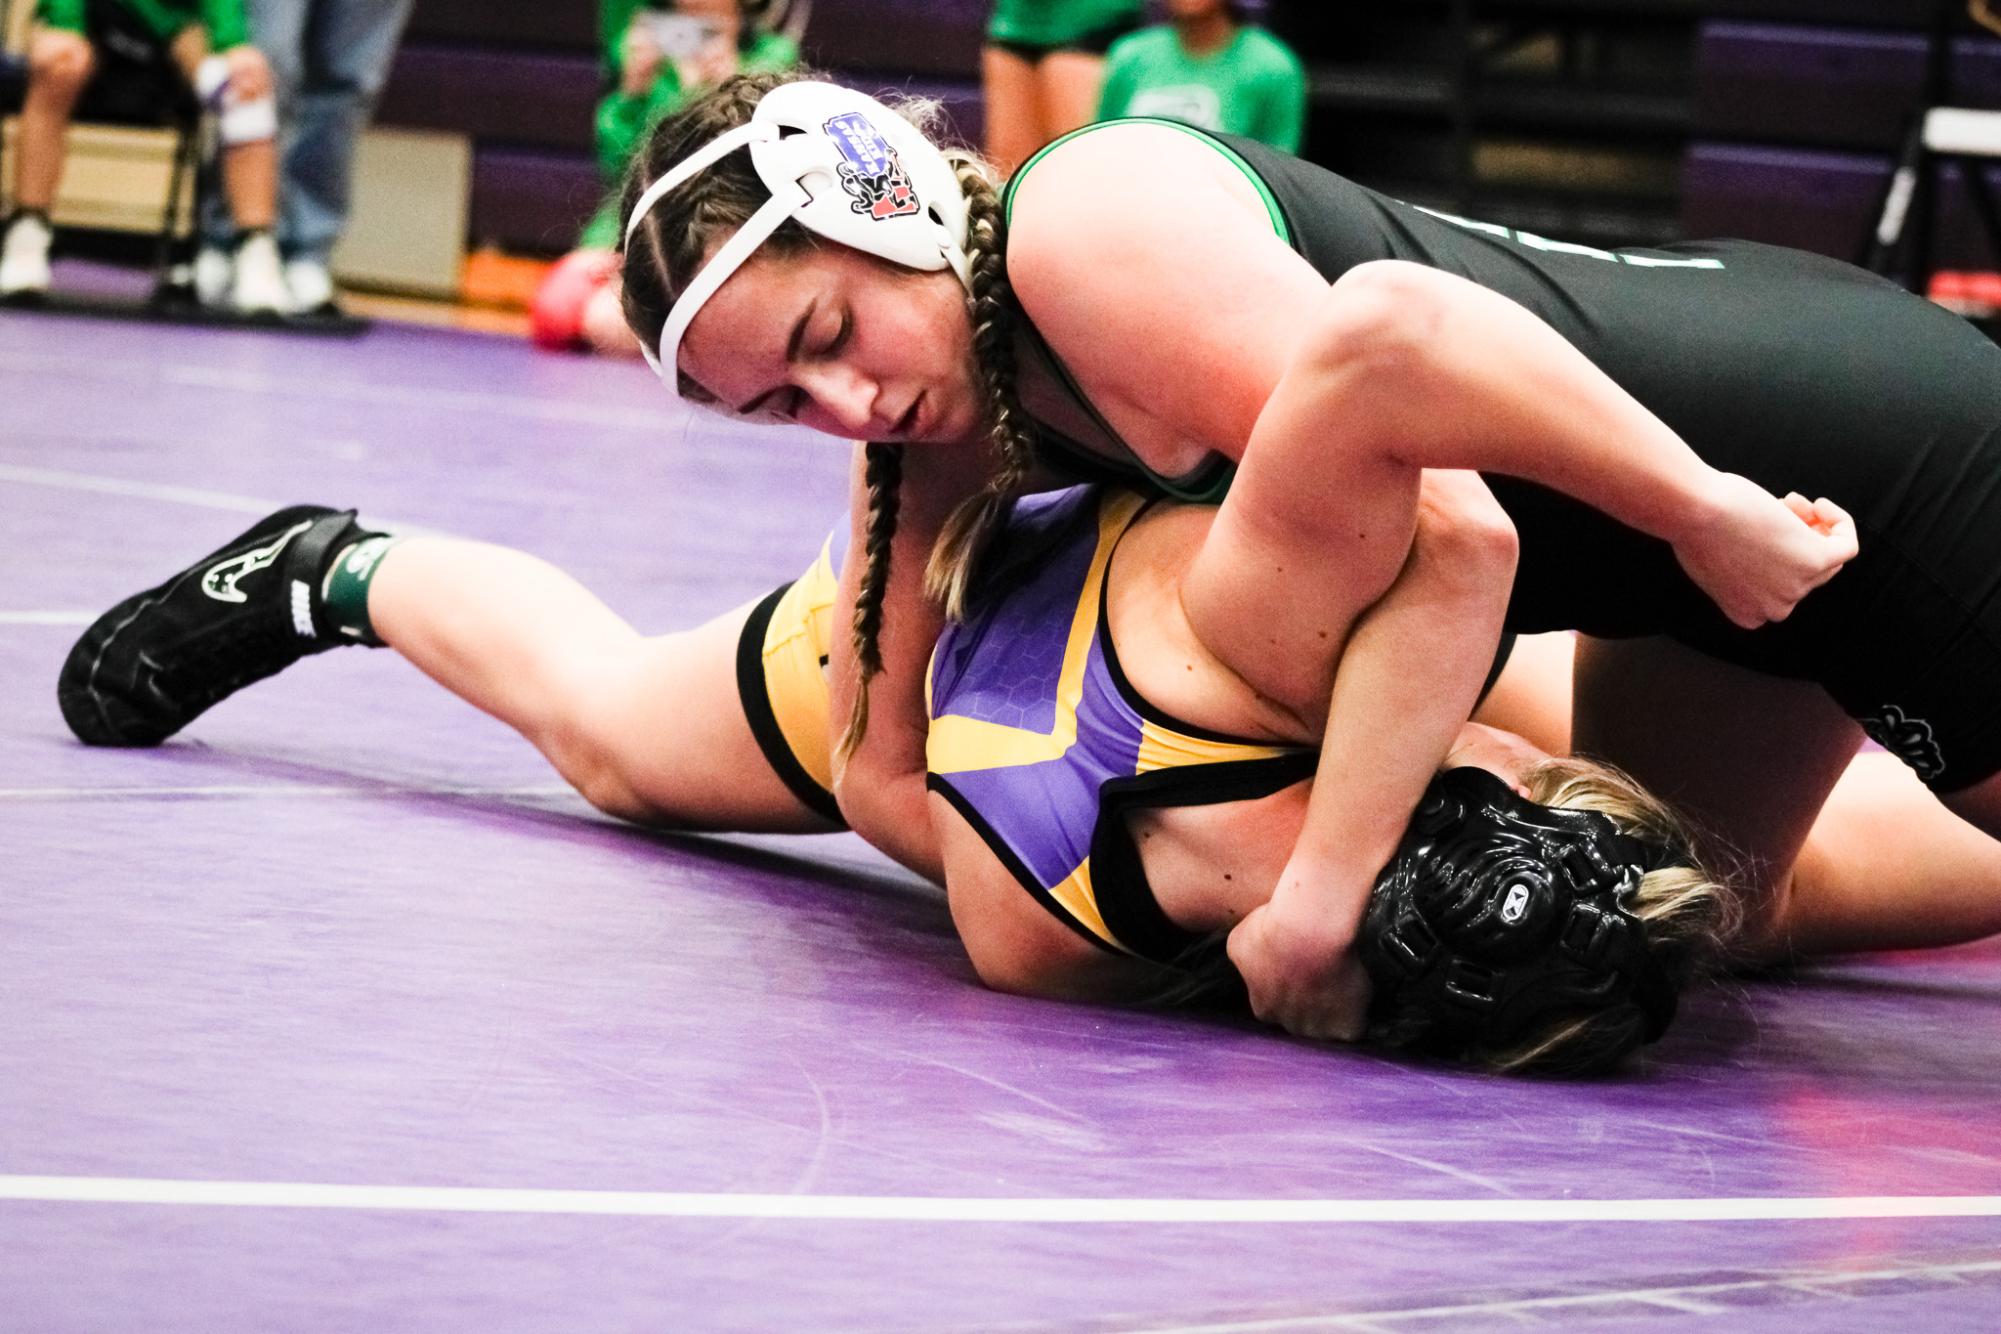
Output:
[926,487,1315,963]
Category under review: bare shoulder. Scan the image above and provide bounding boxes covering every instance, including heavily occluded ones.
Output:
[996,122,1328,457]
[1003,122,1275,305]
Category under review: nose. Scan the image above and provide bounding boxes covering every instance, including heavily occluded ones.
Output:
[795,363,880,435]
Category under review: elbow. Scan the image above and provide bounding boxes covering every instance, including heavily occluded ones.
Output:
[831,750,924,839]
[1454,500,1521,582]
[1300,261,1453,382]
[1415,476,1521,590]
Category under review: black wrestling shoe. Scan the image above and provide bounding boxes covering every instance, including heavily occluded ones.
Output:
[58,505,366,746]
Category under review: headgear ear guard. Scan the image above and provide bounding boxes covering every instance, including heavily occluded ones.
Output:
[1358,766,1691,1071]
[622,80,974,399]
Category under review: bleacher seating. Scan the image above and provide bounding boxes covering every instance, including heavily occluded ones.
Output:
[1270,3,1695,248]
[374,0,986,256]
[1686,10,2001,267]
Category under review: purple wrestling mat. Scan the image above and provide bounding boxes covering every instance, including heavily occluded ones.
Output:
[4,301,2001,1333]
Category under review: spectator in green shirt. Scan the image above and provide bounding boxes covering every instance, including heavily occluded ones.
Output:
[531,0,798,355]
[1095,0,1306,154]
[0,0,287,310]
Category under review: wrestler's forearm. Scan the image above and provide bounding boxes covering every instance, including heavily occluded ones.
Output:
[1294,261,1721,543]
[1270,494,1516,941]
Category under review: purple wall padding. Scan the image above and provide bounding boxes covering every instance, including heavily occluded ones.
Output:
[377,44,600,155]
[406,0,595,52]
[1683,144,1884,254]
[1683,142,2001,266]
[470,148,606,253]
[1697,23,2001,150]
[801,0,987,78]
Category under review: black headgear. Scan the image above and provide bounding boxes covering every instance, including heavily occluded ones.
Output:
[1358,766,1689,1068]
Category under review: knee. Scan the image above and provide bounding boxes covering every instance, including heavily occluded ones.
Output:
[541,715,653,823]
[535,688,661,825]
[28,31,95,93]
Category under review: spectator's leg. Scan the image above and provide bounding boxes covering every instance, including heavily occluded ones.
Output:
[170,27,277,232]
[1,27,93,296]
[13,27,96,212]
[981,43,1044,175]
[172,27,286,310]
[201,0,305,257]
[1037,50,1107,140]
[282,0,415,272]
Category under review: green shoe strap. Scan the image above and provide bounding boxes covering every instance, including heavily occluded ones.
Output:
[320,534,403,646]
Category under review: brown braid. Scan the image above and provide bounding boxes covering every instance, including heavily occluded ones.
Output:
[837,441,905,760]
[837,157,1039,754]
[923,159,1042,621]
[613,75,1031,754]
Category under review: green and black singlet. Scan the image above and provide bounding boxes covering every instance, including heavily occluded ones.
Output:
[1006,120,2001,791]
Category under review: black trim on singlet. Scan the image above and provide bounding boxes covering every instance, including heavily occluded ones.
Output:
[734,582,847,827]
[1091,756,1320,963]
[1084,501,1519,963]
[926,774,1129,957]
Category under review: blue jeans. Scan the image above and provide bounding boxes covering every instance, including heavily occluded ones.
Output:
[203,0,415,261]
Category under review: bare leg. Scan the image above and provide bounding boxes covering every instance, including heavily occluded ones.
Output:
[170,28,277,231]
[1571,635,1862,907]
[1943,770,2001,844]
[215,141,278,231]
[367,536,833,833]
[1037,51,1108,138]
[1760,753,2001,956]
[981,45,1045,175]
[14,29,96,210]
[1567,636,2001,961]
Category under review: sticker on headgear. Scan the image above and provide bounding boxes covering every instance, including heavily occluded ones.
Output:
[824,113,922,222]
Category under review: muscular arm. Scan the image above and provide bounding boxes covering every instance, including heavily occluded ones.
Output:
[1217,474,1518,1039]
[1007,125,1851,1037]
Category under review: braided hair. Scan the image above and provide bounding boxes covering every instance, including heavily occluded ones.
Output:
[617,70,819,391]
[920,160,1042,624]
[616,74,1040,755]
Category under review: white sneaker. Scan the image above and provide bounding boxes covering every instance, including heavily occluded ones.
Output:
[283,257,337,314]
[0,214,53,298]
[230,232,288,315]
[193,246,234,306]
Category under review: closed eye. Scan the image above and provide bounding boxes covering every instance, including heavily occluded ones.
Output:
[818,311,851,357]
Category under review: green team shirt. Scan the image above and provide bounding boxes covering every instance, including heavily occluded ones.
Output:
[36,0,250,50]
[986,0,1143,49]
[579,9,798,250]
[1095,25,1307,154]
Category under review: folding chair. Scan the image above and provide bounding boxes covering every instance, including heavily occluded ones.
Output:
[1862,0,2001,298]
[0,0,208,307]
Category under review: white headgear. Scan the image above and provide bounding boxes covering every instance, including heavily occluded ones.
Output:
[623,81,973,399]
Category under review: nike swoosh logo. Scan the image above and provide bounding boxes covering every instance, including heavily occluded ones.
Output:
[201,519,315,604]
